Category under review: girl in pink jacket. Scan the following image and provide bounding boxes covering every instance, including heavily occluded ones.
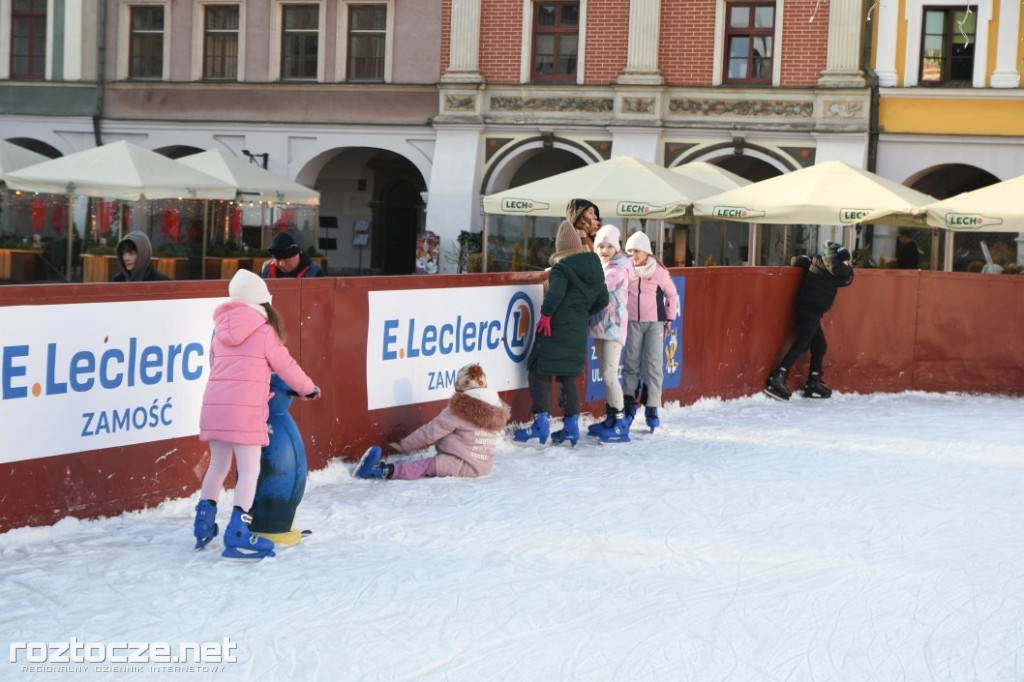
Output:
[194,269,319,559]
[622,231,679,433]
[354,364,510,480]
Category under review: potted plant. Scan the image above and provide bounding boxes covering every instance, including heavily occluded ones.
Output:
[153,243,190,280]
[81,243,118,283]
[0,234,40,281]
[205,241,255,280]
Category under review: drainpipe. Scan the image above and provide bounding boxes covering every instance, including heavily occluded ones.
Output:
[862,0,879,172]
[92,0,106,146]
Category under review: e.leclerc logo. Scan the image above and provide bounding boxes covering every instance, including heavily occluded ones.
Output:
[380,290,535,364]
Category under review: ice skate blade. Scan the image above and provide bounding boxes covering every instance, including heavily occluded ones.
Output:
[194,524,219,550]
[221,546,276,560]
[763,387,790,402]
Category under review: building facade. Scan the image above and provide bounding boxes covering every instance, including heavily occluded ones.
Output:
[0,0,1020,275]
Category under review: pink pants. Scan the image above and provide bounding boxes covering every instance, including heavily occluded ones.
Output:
[200,440,262,511]
[392,457,437,480]
[392,454,481,479]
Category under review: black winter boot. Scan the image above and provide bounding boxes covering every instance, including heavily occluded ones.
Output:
[763,367,792,401]
[802,372,832,399]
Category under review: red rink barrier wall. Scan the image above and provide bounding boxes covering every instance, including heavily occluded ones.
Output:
[0,268,1021,532]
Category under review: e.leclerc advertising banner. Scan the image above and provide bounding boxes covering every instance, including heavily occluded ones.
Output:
[366,285,543,410]
[0,298,222,464]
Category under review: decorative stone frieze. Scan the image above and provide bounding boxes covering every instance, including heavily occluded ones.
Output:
[490,96,614,113]
[445,94,477,112]
[669,98,814,118]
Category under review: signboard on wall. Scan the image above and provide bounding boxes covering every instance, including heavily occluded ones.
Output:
[366,285,543,410]
[0,298,222,464]
[586,275,685,402]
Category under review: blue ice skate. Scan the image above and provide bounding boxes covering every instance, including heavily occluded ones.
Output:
[550,414,580,447]
[645,406,660,433]
[353,446,391,479]
[193,499,218,550]
[221,507,276,560]
[513,412,550,445]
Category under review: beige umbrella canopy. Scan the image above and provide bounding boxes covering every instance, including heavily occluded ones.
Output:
[691,161,937,225]
[670,161,751,194]
[483,156,723,220]
[859,173,1024,232]
[5,141,236,200]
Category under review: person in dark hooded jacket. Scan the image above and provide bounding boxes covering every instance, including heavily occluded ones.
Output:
[764,241,854,401]
[113,231,170,282]
[513,221,609,447]
[260,232,324,279]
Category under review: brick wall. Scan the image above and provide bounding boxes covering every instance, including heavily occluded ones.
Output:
[469,0,830,87]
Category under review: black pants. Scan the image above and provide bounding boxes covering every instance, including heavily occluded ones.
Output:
[527,368,581,416]
[779,308,827,375]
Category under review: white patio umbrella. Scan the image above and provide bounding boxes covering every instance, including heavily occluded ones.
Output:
[860,173,1024,232]
[691,161,937,226]
[0,141,49,234]
[482,156,723,269]
[178,149,321,253]
[5,141,236,277]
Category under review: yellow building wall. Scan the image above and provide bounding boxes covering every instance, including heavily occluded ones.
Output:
[879,98,1024,135]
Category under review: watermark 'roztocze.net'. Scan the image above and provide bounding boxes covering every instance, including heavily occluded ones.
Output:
[10,637,238,664]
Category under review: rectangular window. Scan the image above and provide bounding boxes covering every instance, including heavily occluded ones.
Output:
[203,5,239,80]
[920,6,975,85]
[531,2,579,82]
[281,4,319,80]
[347,4,386,81]
[129,6,165,79]
[11,0,47,80]
[724,2,774,85]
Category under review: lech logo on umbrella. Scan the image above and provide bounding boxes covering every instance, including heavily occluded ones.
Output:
[616,202,668,216]
[840,208,871,223]
[943,213,1003,229]
[500,198,550,213]
[712,206,765,219]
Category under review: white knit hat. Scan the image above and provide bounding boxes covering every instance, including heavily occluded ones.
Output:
[625,230,653,255]
[228,269,272,316]
[454,363,487,392]
[594,225,621,252]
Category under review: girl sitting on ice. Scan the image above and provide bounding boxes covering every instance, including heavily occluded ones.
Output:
[354,364,510,480]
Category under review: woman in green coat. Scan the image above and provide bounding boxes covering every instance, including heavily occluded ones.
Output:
[514,219,609,447]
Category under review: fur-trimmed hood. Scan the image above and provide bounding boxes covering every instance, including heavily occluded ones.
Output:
[449,389,510,432]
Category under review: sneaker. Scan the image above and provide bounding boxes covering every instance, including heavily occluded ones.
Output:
[763,368,791,401]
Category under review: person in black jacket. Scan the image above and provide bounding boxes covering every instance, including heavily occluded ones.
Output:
[896,230,920,269]
[113,231,170,282]
[260,232,324,279]
[764,241,854,401]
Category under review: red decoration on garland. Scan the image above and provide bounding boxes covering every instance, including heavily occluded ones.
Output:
[29,198,47,233]
[161,208,180,243]
[232,209,243,242]
[275,208,295,233]
[99,202,115,237]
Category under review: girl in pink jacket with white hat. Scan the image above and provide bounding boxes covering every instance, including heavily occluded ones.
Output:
[622,230,679,433]
[354,363,510,480]
[194,269,320,559]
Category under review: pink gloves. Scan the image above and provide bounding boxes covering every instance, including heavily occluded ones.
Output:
[536,314,553,337]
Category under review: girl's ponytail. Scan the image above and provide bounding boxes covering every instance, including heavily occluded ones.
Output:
[263,303,287,343]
